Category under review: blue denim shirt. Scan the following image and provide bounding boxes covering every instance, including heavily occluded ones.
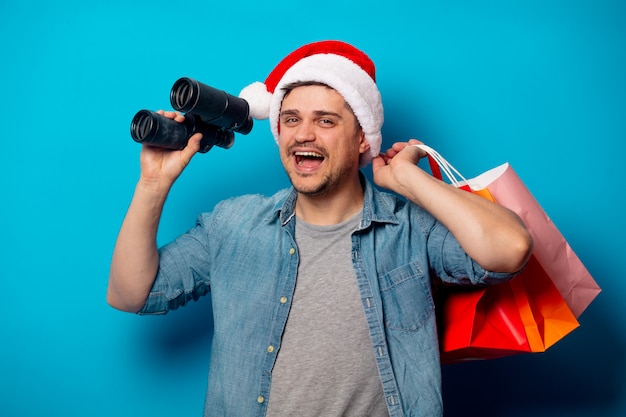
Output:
[139,176,514,417]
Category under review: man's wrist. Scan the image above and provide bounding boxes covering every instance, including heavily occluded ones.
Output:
[135,177,173,202]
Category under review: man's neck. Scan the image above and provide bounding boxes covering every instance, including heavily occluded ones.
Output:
[295,177,364,226]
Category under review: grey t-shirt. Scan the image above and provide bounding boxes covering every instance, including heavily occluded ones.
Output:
[266,213,389,417]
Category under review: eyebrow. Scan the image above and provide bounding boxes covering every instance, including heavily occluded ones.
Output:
[279,109,343,119]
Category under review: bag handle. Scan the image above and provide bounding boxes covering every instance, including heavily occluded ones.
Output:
[413,144,471,190]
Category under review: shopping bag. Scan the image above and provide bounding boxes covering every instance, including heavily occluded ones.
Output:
[438,256,577,363]
[463,162,601,317]
[414,145,597,363]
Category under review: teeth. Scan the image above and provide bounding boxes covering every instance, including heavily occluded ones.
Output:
[295,151,323,158]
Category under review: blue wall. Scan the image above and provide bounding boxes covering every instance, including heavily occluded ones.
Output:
[1,1,624,416]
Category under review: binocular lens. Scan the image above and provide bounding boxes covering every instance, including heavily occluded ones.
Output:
[171,79,194,112]
[130,110,157,143]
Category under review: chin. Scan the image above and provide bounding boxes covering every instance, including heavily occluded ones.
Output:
[289,175,330,197]
[292,181,327,196]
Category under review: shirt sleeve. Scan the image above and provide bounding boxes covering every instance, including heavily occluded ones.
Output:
[138,213,213,315]
[427,220,518,286]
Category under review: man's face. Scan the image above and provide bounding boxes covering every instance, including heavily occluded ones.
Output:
[277,85,369,197]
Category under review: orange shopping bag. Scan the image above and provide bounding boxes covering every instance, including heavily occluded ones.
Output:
[415,145,598,363]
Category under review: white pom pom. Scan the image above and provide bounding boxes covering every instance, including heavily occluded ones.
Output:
[239,81,272,120]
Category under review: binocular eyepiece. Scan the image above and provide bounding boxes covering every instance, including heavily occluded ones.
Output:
[130,77,252,153]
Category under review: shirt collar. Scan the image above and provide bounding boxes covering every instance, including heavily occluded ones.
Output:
[268,172,400,228]
[359,173,400,230]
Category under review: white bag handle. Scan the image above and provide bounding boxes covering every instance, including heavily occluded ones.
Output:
[412,144,470,188]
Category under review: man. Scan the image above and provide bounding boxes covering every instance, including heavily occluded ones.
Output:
[108,41,533,417]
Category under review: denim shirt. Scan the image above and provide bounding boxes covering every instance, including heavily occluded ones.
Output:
[139,176,514,417]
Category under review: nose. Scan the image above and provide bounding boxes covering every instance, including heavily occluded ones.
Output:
[294,120,315,143]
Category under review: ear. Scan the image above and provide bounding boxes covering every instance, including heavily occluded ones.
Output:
[358,130,370,155]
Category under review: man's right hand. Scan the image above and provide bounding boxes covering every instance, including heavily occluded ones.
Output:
[138,110,203,192]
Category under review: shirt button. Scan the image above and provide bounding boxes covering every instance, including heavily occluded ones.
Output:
[280,296,288,304]
[257,395,265,404]
[267,345,274,353]
[289,247,295,255]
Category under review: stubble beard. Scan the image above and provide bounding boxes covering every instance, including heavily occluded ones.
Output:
[291,172,332,197]
[285,159,354,198]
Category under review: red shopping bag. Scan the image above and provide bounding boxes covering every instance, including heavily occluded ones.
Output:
[416,145,598,363]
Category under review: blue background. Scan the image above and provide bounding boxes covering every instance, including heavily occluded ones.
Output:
[1,1,624,416]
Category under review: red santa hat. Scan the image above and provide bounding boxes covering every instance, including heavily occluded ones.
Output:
[239,40,383,166]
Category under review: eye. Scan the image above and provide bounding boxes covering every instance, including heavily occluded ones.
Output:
[318,118,335,127]
[282,116,299,125]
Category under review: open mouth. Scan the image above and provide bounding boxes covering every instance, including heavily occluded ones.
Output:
[294,151,325,169]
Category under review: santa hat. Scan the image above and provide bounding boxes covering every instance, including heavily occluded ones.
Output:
[239,40,383,166]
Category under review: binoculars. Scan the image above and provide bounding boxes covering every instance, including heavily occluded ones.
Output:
[130,77,253,153]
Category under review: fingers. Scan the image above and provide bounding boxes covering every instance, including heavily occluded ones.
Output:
[382,139,426,161]
[186,133,203,153]
[176,132,202,165]
[371,154,387,169]
[156,109,186,123]
[391,139,422,151]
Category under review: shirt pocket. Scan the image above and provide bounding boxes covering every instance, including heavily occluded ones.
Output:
[378,261,434,331]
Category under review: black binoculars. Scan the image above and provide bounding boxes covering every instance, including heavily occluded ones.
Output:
[130,77,253,153]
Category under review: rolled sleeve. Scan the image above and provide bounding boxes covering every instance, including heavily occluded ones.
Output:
[138,215,212,315]
[429,221,517,286]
